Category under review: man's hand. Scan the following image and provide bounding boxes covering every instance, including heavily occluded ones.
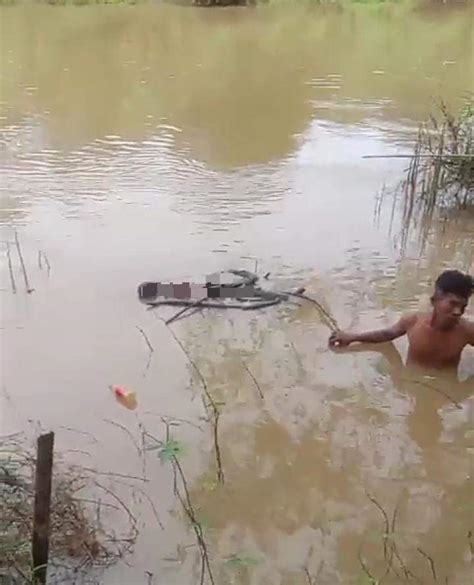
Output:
[328,314,416,349]
[328,331,354,348]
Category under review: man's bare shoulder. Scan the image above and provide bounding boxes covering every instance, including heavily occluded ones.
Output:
[398,312,422,330]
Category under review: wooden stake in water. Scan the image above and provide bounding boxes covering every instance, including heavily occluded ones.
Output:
[14,231,34,293]
[32,432,55,584]
[6,242,17,294]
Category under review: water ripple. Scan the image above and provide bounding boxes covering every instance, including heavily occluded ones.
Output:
[0,123,291,225]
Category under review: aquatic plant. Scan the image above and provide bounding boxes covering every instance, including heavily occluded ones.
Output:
[145,424,216,585]
[403,98,473,213]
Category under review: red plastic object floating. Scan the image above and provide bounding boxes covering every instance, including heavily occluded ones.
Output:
[111,385,137,410]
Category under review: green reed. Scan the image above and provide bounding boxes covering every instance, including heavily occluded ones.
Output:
[403,98,473,216]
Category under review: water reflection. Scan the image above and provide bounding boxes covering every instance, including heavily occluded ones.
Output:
[1,4,471,168]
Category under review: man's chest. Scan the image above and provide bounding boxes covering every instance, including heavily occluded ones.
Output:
[407,324,465,363]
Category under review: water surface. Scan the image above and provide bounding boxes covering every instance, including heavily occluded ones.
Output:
[0,4,473,584]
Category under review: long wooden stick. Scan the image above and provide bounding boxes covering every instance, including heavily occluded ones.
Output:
[32,432,55,584]
[282,290,339,331]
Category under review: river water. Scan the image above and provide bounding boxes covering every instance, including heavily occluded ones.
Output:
[0,3,473,584]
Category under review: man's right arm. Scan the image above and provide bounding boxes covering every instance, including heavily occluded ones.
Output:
[329,313,416,348]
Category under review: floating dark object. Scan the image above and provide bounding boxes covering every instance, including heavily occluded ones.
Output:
[137,269,338,330]
[138,270,273,307]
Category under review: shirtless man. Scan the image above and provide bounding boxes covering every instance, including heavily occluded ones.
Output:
[329,270,474,370]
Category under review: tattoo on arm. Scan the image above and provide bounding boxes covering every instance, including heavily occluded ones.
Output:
[352,314,414,344]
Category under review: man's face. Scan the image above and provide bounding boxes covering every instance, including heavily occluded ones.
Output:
[432,290,469,329]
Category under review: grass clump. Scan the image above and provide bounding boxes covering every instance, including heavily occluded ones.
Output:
[0,434,136,584]
[403,97,473,212]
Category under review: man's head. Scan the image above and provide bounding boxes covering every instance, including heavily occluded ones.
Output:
[431,270,473,328]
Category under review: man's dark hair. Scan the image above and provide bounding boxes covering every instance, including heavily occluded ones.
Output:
[435,270,473,299]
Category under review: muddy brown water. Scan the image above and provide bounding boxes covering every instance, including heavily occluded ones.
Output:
[0,3,473,584]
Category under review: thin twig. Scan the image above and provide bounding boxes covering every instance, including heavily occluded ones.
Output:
[358,550,376,583]
[392,544,410,580]
[174,306,206,323]
[63,449,92,457]
[138,422,147,480]
[142,429,163,451]
[174,483,211,581]
[283,290,339,331]
[94,481,138,533]
[162,322,215,411]
[411,380,462,409]
[213,411,224,484]
[82,468,149,483]
[58,426,99,444]
[133,487,164,530]
[136,326,154,354]
[73,497,119,511]
[303,567,313,585]
[103,419,142,456]
[392,543,422,583]
[165,297,208,325]
[240,360,264,399]
[366,491,390,561]
[142,411,205,433]
[14,231,33,293]
[315,560,325,582]
[199,553,205,585]
[12,562,31,584]
[172,458,215,585]
[302,558,324,584]
[391,498,400,533]
[6,242,17,293]
[416,547,437,581]
[161,321,224,483]
[41,251,51,275]
[136,326,154,375]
